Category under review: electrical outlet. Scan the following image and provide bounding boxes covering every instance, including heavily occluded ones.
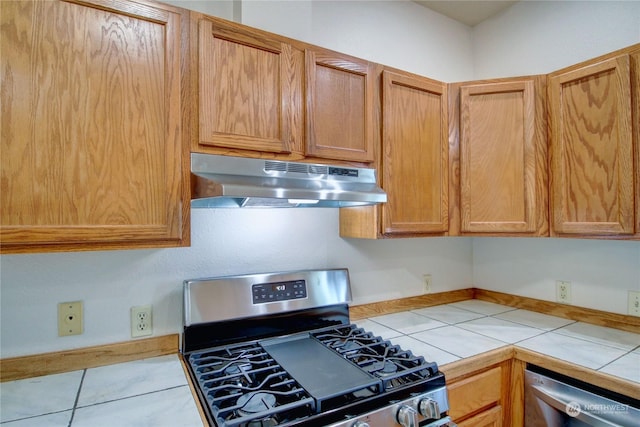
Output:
[628,291,640,316]
[423,274,432,294]
[131,305,153,338]
[58,301,83,336]
[556,280,571,304]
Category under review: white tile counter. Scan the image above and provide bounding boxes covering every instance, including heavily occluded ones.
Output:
[357,300,640,383]
[0,355,203,427]
[1,301,638,426]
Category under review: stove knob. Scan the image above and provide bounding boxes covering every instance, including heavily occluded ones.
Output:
[418,398,441,419]
[396,405,418,427]
[351,421,370,427]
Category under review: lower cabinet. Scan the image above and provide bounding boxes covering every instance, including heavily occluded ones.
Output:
[456,406,502,427]
[446,364,508,426]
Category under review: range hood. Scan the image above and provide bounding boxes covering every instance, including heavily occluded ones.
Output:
[191,153,387,208]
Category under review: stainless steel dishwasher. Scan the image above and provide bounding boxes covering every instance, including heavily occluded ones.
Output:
[524,366,640,426]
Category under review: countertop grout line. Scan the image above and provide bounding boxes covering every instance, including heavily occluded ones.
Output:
[67,369,86,427]
[0,409,73,425]
[545,329,638,352]
[596,350,634,372]
[72,384,190,411]
[405,330,466,360]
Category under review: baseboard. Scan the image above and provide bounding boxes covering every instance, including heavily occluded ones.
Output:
[350,288,639,334]
[474,289,640,334]
[0,334,178,382]
[349,289,474,320]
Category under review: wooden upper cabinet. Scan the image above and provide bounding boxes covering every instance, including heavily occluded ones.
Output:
[549,54,635,236]
[456,77,548,235]
[381,70,448,234]
[305,49,375,162]
[196,17,304,155]
[633,48,640,238]
[0,0,189,253]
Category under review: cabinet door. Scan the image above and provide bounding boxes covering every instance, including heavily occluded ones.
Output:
[381,71,448,234]
[549,55,634,235]
[456,406,502,427]
[0,0,187,252]
[448,366,504,425]
[305,49,375,162]
[198,18,303,154]
[459,79,546,234]
[632,49,640,238]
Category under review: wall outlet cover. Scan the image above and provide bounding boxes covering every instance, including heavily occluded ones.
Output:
[423,274,432,294]
[131,305,153,338]
[628,291,640,316]
[58,301,83,336]
[556,280,571,304]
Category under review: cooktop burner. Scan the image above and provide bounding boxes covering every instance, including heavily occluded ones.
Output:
[312,325,439,391]
[188,343,315,426]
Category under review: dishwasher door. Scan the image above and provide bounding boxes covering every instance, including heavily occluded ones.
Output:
[524,369,640,427]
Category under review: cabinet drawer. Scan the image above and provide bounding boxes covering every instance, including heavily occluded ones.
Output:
[456,405,502,427]
[447,366,502,421]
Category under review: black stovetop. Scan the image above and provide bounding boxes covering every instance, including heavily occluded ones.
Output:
[184,323,443,427]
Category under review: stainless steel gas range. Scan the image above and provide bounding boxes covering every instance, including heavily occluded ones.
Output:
[182,269,455,427]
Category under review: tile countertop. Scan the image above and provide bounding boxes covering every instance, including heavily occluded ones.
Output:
[1,300,639,426]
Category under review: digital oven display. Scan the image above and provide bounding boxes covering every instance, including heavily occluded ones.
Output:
[252,279,307,304]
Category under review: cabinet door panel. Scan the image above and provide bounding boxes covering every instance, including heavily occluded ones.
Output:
[306,50,375,162]
[634,49,640,237]
[1,0,186,251]
[382,71,448,234]
[549,55,634,235]
[456,406,502,427]
[199,20,299,153]
[460,81,537,233]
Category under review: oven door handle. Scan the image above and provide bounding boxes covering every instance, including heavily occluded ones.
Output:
[530,384,621,426]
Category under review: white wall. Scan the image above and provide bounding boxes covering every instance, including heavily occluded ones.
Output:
[473,238,640,315]
[238,0,474,81]
[0,210,473,358]
[473,0,640,78]
[162,0,475,81]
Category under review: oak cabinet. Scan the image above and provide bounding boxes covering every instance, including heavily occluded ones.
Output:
[305,49,376,162]
[195,16,304,156]
[382,70,449,234]
[634,48,640,238]
[449,76,548,236]
[193,14,375,164]
[549,48,638,237]
[0,0,189,253]
[447,364,508,426]
[339,69,449,238]
[456,406,502,427]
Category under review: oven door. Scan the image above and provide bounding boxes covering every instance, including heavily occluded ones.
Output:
[524,369,640,427]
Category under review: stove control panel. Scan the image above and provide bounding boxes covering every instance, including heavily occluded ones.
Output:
[252,279,307,304]
[326,386,451,427]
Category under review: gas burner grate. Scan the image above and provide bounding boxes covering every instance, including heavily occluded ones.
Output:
[189,343,315,427]
[312,325,439,391]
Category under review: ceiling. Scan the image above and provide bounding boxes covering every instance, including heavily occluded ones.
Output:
[414,1,518,27]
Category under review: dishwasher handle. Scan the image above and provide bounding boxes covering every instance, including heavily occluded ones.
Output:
[530,383,622,427]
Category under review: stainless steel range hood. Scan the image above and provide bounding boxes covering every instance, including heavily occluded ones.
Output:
[191,153,387,208]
